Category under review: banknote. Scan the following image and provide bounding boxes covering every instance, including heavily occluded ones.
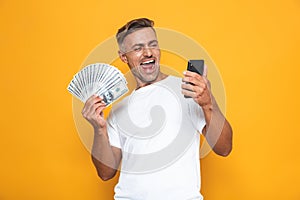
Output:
[67,63,128,104]
[101,80,129,105]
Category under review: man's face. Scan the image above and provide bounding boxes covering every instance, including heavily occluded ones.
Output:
[119,27,161,84]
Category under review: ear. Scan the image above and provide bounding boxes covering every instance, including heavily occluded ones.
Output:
[118,50,128,64]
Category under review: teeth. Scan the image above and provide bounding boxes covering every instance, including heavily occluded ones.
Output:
[142,60,155,65]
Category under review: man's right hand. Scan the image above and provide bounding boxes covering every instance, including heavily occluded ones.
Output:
[83,95,122,180]
[82,95,107,131]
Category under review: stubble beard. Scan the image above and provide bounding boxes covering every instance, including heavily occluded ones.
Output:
[131,63,160,84]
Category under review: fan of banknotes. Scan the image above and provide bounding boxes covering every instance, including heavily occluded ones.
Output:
[67,63,129,105]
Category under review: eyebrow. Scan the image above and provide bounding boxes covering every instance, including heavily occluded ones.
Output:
[130,40,158,49]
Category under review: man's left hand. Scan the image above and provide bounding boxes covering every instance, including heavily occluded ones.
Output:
[181,68,212,109]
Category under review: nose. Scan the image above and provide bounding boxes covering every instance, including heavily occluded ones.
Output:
[143,47,153,57]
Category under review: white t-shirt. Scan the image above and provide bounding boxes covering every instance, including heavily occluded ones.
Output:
[107,75,206,200]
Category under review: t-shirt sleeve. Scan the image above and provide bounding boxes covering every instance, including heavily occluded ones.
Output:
[106,111,122,148]
[188,100,206,134]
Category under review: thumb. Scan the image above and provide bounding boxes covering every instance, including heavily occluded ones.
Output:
[203,64,208,77]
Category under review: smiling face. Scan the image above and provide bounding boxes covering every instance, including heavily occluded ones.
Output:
[119,27,162,86]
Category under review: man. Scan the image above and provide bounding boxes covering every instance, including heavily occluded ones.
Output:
[82,18,232,200]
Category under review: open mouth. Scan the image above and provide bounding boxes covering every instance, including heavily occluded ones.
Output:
[140,59,155,66]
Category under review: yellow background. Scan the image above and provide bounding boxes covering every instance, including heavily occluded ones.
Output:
[1,0,299,199]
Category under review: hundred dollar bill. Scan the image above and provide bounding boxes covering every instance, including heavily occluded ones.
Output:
[67,63,128,104]
[100,80,129,105]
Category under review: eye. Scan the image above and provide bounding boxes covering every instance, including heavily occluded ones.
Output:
[134,46,142,52]
[150,43,158,48]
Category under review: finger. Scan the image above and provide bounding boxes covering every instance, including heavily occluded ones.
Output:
[95,104,106,116]
[83,101,106,118]
[87,95,104,104]
[90,102,106,114]
[193,86,204,97]
[182,76,205,87]
[181,88,197,98]
[82,95,96,113]
[83,104,104,120]
[181,81,204,91]
[201,76,211,90]
[86,94,97,102]
[188,85,205,96]
[183,70,202,78]
[203,64,208,77]
[82,95,103,114]
[181,82,194,91]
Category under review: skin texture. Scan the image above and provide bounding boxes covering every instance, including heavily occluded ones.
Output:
[181,69,233,156]
[82,27,233,181]
[118,27,167,88]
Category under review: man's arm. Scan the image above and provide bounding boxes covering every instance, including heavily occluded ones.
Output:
[201,96,233,156]
[181,70,233,156]
[82,95,122,180]
[91,128,122,181]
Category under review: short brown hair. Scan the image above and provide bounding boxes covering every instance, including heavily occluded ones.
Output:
[116,18,155,50]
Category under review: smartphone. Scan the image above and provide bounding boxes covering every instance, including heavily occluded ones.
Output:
[184,59,204,98]
[187,60,204,75]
